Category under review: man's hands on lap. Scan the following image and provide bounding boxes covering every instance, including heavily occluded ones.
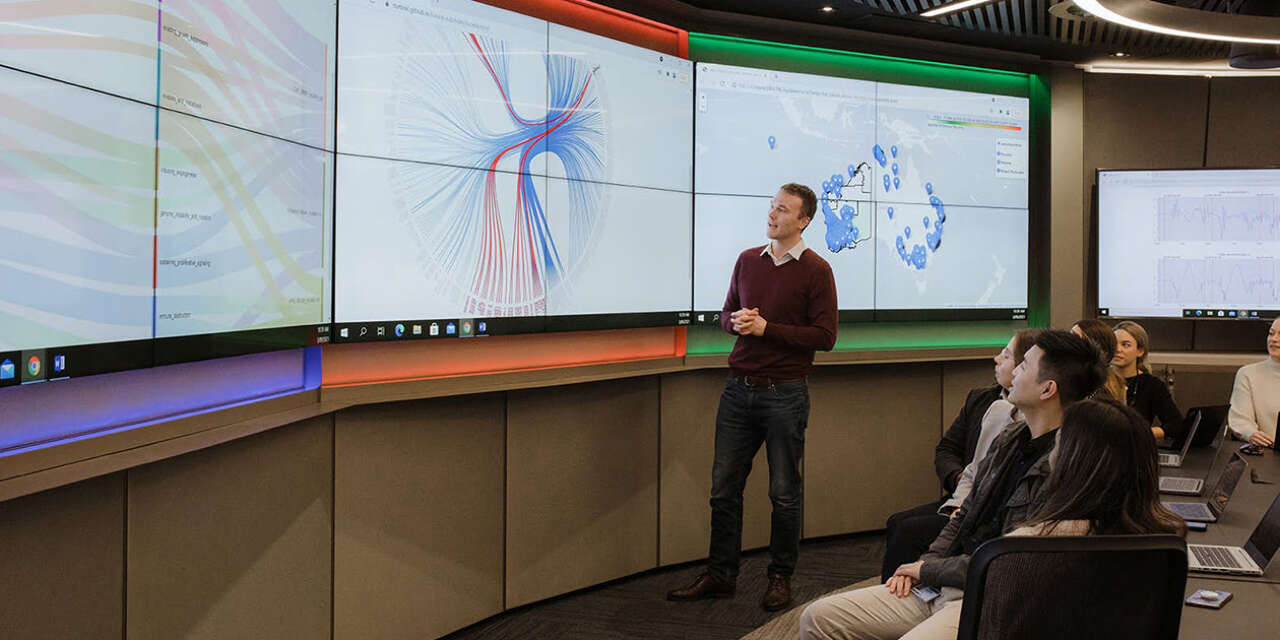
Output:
[886,561,924,598]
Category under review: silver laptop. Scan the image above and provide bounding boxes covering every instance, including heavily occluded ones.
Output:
[1188,490,1280,576]
[1162,453,1247,522]
[1158,410,1202,468]
[1160,411,1225,495]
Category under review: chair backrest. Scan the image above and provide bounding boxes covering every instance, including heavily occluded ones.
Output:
[956,534,1188,640]
[1188,405,1229,447]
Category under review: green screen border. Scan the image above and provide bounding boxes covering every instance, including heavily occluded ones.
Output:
[685,33,1047,355]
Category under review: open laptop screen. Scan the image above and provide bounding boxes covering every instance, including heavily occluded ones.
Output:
[1208,454,1248,519]
[1245,491,1280,570]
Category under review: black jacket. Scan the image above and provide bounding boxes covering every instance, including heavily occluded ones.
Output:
[934,384,1004,494]
[919,422,1054,589]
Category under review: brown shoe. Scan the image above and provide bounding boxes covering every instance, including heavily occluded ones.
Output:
[666,572,736,601]
[761,574,792,611]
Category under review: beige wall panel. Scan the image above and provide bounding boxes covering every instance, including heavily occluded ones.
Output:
[1154,367,1237,419]
[1205,77,1280,168]
[805,363,942,538]
[1051,67,1087,327]
[941,359,999,437]
[127,416,332,640]
[659,369,772,566]
[507,378,659,607]
[1084,75,1208,173]
[0,473,123,640]
[333,395,504,640]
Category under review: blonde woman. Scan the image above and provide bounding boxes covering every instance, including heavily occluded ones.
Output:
[1113,320,1183,442]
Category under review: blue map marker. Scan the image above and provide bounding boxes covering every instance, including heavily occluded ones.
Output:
[768,135,776,149]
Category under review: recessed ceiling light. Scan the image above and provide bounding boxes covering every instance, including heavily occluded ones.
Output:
[821,5,835,12]
[1112,52,1128,57]
[1078,59,1280,77]
[920,0,998,18]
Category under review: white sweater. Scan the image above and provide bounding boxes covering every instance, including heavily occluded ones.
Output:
[1228,358,1280,441]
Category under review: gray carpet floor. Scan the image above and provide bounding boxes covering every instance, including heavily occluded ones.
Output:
[441,532,885,640]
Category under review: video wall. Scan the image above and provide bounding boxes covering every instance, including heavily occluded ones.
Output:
[0,0,335,386]
[332,0,693,338]
[693,63,1030,323]
[1,0,1035,387]
[1098,169,1280,320]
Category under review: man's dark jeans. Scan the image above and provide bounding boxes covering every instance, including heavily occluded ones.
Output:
[708,377,809,582]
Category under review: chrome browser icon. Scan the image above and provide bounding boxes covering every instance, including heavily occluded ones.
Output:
[27,354,41,377]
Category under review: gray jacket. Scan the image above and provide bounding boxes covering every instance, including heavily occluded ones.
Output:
[917,421,1053,589]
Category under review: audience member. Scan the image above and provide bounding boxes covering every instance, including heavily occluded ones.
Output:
[1112,320,1183,442]
[1008,399,1184,538]
[799,331,1104,640]
[1070,319,1126,403]
[880,329,1036,581]
[1227,316,1280,447]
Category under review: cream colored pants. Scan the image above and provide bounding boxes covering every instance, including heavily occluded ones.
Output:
[798,584,963,640]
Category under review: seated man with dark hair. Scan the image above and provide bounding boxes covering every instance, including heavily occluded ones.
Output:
[801,330,1105,640]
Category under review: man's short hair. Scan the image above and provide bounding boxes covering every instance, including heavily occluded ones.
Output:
[779,183,817,220]
[1033,329,1106,405]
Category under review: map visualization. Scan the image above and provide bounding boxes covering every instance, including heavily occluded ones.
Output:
[694,63,1030,314]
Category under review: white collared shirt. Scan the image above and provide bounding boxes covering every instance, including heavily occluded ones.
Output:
[761,238,806,266]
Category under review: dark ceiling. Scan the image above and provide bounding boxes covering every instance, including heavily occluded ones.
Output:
[600,0,1243,65]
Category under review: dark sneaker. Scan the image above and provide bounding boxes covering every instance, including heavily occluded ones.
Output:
[761,574,792,611]
[666,572,736,601]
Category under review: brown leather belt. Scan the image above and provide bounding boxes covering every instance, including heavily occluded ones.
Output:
[731,375,804,388]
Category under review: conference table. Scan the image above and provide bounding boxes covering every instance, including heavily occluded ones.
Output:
[1161,436,1280,638]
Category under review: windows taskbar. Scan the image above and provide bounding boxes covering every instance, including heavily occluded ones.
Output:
[0,325,328,389]
[689,308,1027,325]
[331,311,693,344]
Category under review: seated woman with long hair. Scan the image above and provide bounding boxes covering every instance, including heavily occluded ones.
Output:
[1009,398,1185,538]
[1070,319,1126,404]
[1112,320,1183,443]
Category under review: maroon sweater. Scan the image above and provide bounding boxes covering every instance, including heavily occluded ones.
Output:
[721,246,838,379]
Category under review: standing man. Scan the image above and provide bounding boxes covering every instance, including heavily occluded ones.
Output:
[667,183,837,611]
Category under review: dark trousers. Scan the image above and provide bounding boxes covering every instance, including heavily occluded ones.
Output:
[708,378,809,582]
[880,499,949,582]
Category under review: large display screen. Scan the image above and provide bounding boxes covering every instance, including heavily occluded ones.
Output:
[0,0,160,103]
[0,66,156,352]
[693,63,1029,321]
[1098,169,1280,319]
[333,0,692,341]
[1,1,334,387]
[158,0,337,150]
[155,111,331,338]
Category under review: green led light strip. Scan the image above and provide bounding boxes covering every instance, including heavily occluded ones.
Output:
[686,322,1024,356]
[688,32,1031,97]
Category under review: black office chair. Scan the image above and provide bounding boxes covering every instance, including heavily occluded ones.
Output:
[956,534,1188,640]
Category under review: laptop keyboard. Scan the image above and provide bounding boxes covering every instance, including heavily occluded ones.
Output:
[1167,502,1211,519]
[1161,477,1200,492]
[1191,546,1242,570]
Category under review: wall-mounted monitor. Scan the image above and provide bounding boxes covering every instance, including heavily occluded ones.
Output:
[1097,168,1280,320]
[332,0,692,342]
[692,62,1029,323]
[0,66,156,385]
[1,1,335,387]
